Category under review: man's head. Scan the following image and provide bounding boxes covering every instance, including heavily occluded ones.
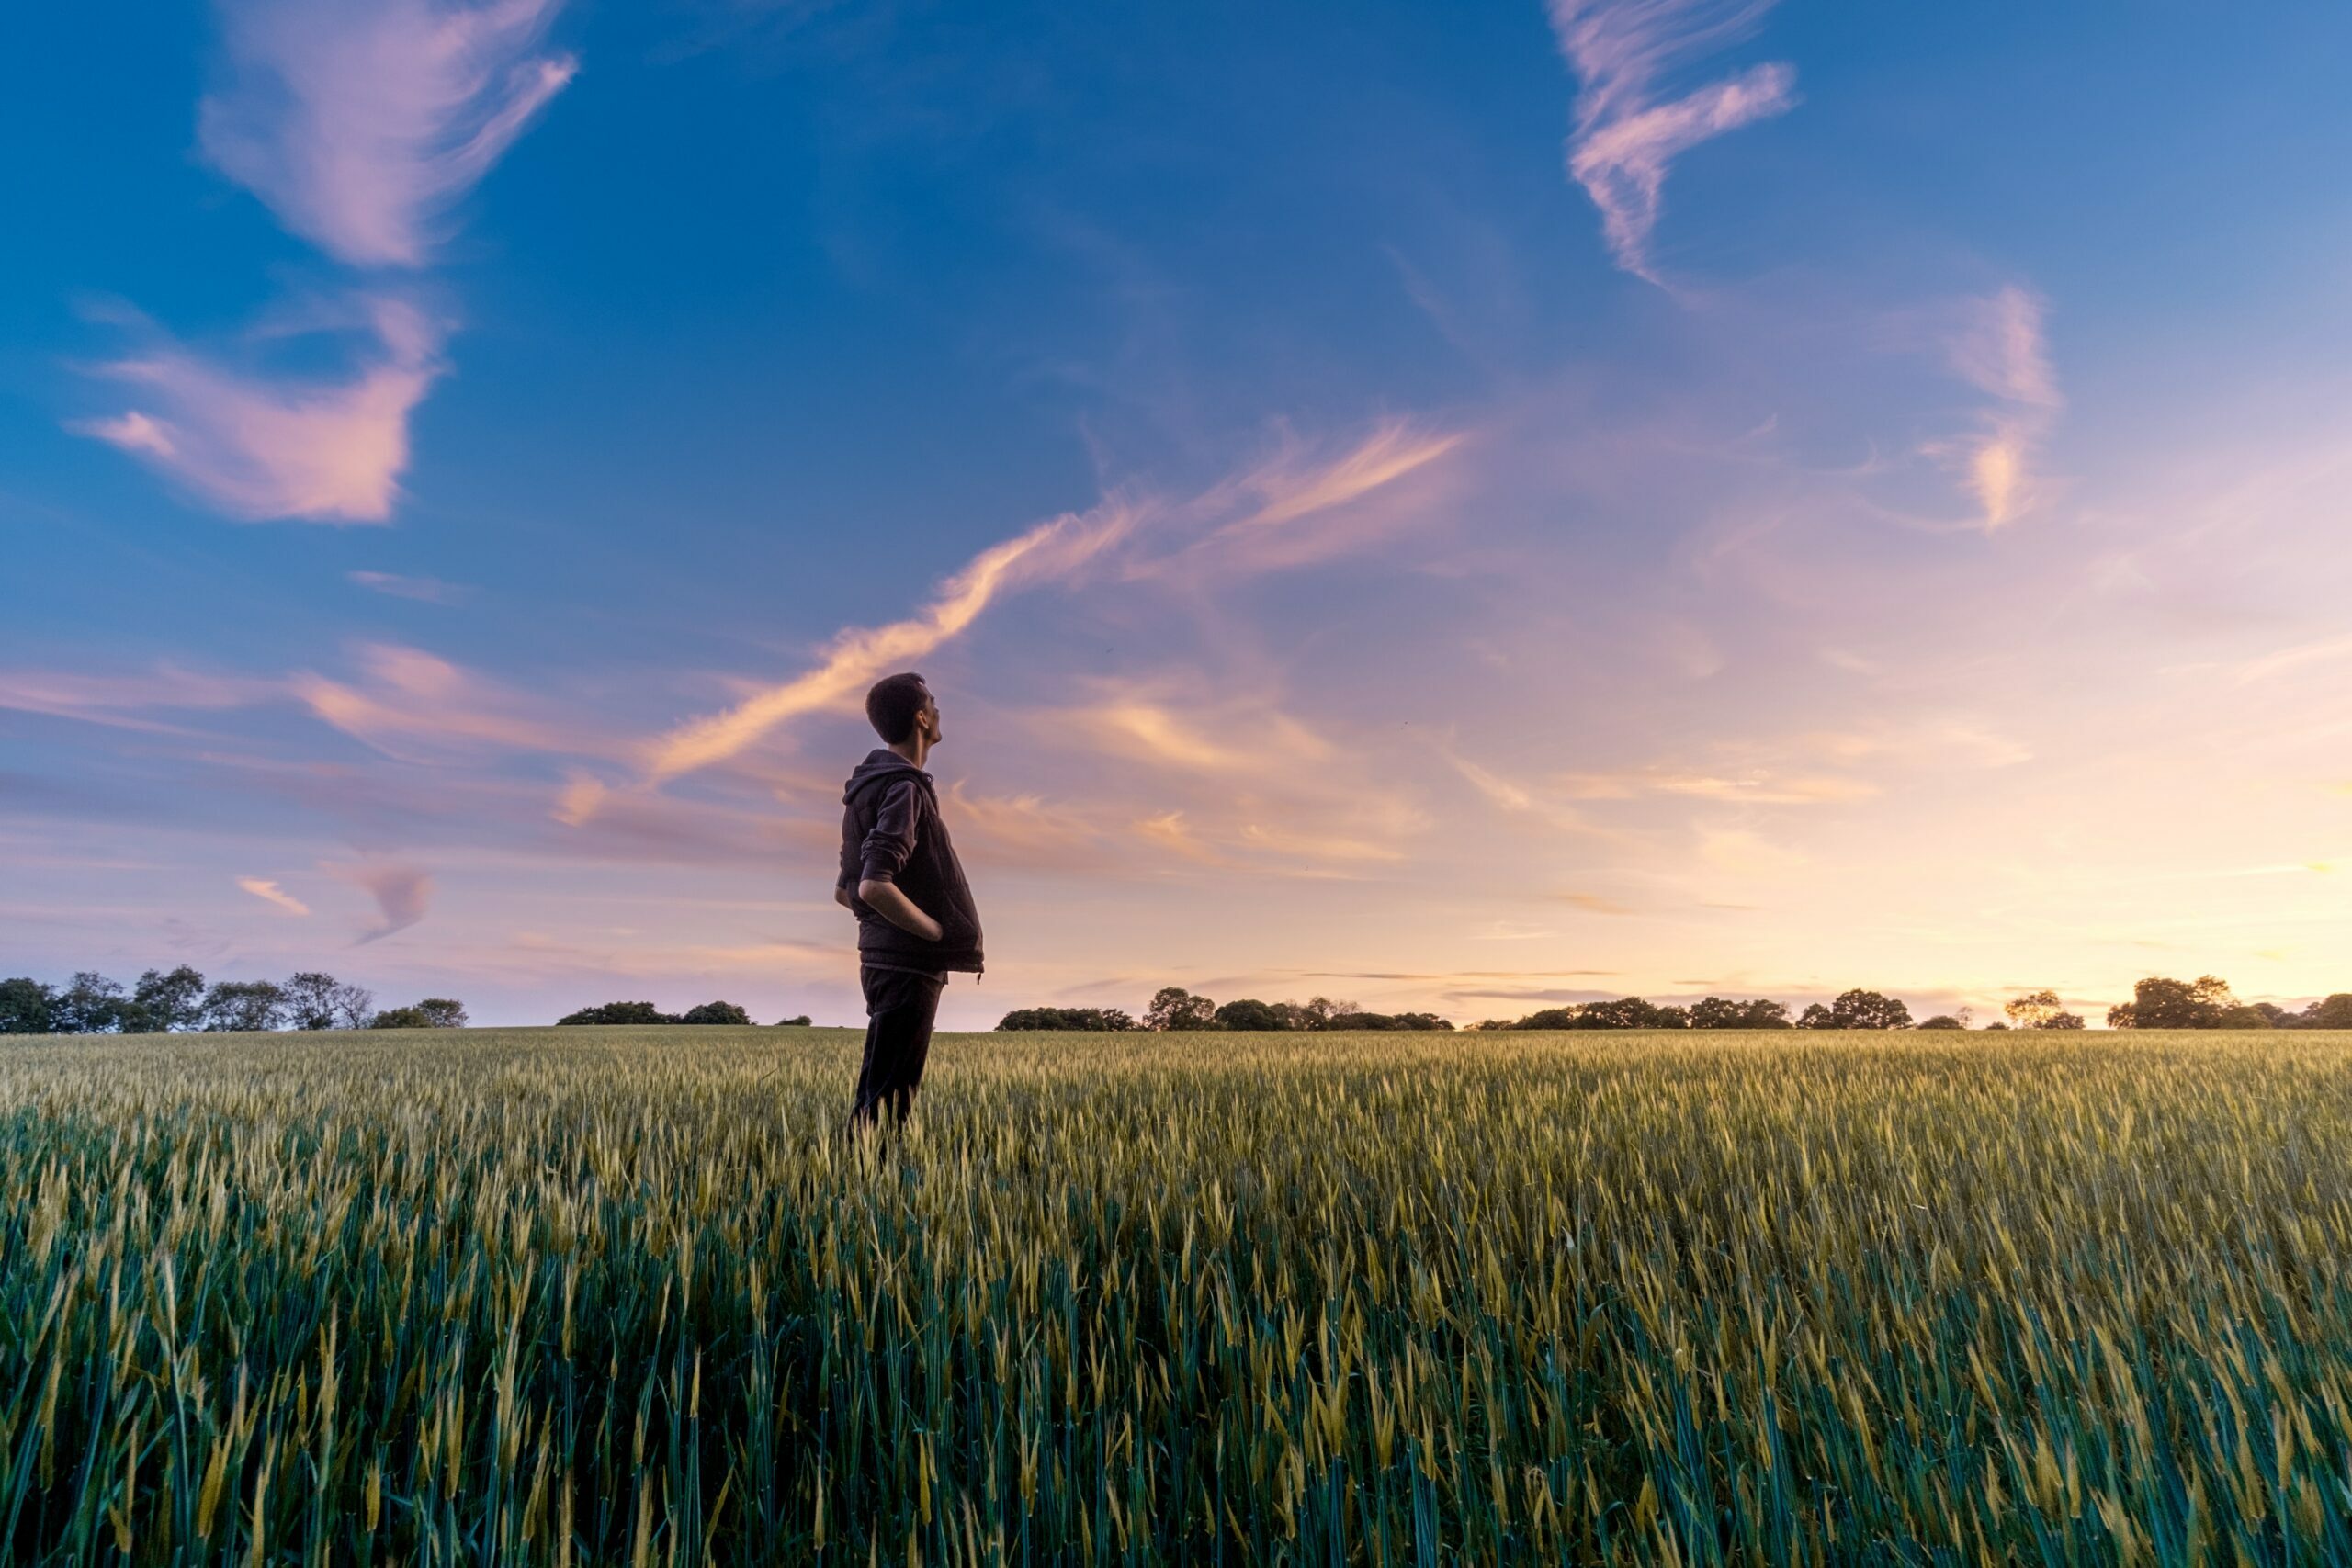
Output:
[865,672,941,750]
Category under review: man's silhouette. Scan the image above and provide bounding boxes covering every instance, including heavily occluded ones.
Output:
[836,673,984,1129]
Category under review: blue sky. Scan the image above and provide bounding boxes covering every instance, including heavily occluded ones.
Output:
[7,0,2352,1027]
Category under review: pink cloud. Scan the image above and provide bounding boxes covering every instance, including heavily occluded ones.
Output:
[0,664,278,729]
[328,859,435,942]
[1546,0,1797,280]
[292,641,606,759]
[201,0,576,267]
[74,298,443,523]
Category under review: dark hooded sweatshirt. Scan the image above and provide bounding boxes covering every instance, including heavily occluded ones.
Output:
[839,750,985,976]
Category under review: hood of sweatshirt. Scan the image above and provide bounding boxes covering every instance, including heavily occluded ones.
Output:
[842,749,932,805]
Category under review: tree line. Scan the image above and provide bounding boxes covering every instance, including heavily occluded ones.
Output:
[555,1000,812,1026]
[15,965,2347,1037]
[999,976,2352,1034]
[1000,989,1453,1032]
[2105,976,2352,1030]
[0,967,465,1033]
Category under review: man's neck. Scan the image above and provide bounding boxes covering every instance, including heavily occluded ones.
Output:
[888,737,931,770]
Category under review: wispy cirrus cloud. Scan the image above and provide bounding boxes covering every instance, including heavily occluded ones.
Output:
[293,641,604,760]
[0,664,279,730]
[1048,686,1335,776]
[1557,768,1878,805]
[81,1,573,524]
[329,859,435,942]
[236,876,311,916]
[201,0,577,267]
[1546,0,1796,280]
[628,417,1465,795]
[1137,419,1464,580]
[1930,286,2062,529]
[349,570,474,604]
[74,298,444,523]
[639,499,1146,786]
[1218,420,1464,534]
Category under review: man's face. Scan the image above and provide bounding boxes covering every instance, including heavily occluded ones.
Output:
[918,691,943,746]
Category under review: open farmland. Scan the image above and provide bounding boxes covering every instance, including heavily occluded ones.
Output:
[6,1026,2352,1562]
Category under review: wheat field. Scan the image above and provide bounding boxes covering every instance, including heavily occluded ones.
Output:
[5,1025,2351,1563]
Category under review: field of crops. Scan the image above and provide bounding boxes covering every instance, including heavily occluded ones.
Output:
[6,1025,2352,1563]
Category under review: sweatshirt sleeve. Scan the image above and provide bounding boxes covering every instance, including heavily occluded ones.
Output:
[858,779,922,885]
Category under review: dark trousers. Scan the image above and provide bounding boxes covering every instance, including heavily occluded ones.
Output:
[851,965,944,1128]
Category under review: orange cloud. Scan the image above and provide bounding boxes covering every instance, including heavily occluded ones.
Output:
[236,876,311,916]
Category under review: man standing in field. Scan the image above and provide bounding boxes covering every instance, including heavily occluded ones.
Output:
[836,672,985,1130]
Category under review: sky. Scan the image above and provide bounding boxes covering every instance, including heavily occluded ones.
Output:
[6,0,2352,1029]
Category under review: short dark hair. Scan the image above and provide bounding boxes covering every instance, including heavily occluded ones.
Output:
[865,673,931,744]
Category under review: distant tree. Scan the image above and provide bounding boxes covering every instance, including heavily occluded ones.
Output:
[777,1014,813,1027]
[558,1000,673,1026]
[2108,975,2233,1029]
[680,1000,752,1025]
[2004,989,2086,1031]
[1829,989,1912,1031]
[202,980,288,1032]
[1795,1003,1836,1030]
[54,971,130,1034]
[2004,989,2064,1029]
[1510,1008,1583,1031]
[370,1006,432,1029]
[129,965,208,1032]
[997,1007,1138,1031]
[1980,1021,2010,1031]
[2303,995,2352,1030]
[1691,997,1792,1029]
[1323,1010,1452,1031]
[1295,997,1352,1031]
[417,998,468,1028]
[0,977,57,1034]
[1145,987,1217,1032]
[1569,997,1690,1029]
[282,972,346,1031]
[330,980,377,1030]
[2217,1004,2274,1029]
[1213,998,1288,1032]
[1916,1015,1967,1030]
